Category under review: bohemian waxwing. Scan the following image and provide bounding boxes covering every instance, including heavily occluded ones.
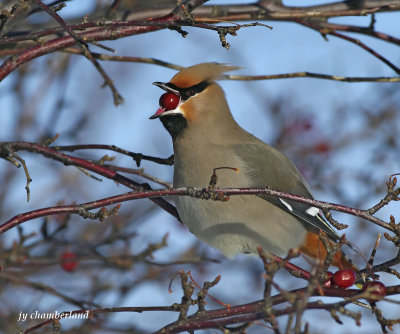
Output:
[150,63,353,269]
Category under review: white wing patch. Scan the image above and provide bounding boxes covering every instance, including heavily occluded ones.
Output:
[306,206,320,216]
[279,198,293,212]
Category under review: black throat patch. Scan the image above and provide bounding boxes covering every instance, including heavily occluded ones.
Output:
[156,80,210,140]
[160,114,187,140]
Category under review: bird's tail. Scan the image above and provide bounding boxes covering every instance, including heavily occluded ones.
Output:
[300,232,357,271]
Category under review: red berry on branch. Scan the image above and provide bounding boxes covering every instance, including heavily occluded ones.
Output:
[60,251,79,272]
[159,92,179,111]
[362,281,387,302]
[302,120,313,131]
[332,269,356,289]
[314,141,331,154]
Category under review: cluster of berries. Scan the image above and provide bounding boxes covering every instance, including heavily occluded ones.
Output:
[324,269,386,302]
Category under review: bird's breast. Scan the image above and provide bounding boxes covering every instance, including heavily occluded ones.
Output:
[172,142,307,257]
[175,194,307,257]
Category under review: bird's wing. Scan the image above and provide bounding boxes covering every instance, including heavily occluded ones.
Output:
[233,141,340,242]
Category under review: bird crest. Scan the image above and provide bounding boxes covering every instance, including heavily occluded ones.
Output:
[170,62,240,88]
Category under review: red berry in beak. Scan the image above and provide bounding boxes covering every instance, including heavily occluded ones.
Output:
[159,92,179,111]
[331,269,356,289]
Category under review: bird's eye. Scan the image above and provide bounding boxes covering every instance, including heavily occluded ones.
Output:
[159,92,180,110]
[186,88,196,97]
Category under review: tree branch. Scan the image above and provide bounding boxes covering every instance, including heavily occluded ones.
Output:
[0,141,179,221]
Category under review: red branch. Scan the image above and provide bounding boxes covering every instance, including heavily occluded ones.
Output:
[155,284,400,333]
[0,185,393,234]
[0,141,396,244]
[0,141,178,221]
[21,284,400,334]
[0,140,395,234]
[2,1,400,81]
[0,23,161,82]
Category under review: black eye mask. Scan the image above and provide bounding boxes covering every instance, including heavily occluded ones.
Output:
[167,81,210,101]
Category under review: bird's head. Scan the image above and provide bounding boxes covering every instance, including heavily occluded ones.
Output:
[150,63,239,140]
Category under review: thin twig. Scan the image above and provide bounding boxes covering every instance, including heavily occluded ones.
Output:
[9,151,32,202]
[30,0,124,105]
[104,164,172,188]
[0,141,179,221]
[1,184,396,240]
[51,143,175,166]
[297,19,400,75]
[225,73,400,83]
[62,49,184,70]
[61,51,400,83]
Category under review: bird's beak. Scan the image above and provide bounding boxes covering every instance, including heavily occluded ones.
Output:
[150,81,181,120]
[149,107,165,119]
[152,82,180,95]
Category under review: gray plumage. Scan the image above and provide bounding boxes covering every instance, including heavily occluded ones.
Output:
[151,63,340,258]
